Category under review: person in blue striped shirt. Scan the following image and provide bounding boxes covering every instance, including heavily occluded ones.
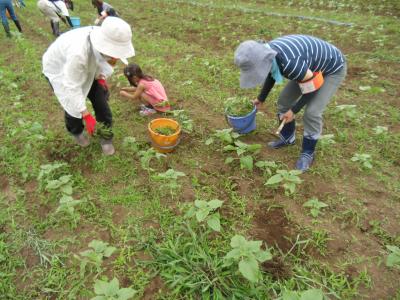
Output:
[234,35,347,171]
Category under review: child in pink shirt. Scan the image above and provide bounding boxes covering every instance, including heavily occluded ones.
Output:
[120,63,171,116]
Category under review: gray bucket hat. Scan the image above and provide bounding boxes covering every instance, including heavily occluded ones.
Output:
[234,40,277,89]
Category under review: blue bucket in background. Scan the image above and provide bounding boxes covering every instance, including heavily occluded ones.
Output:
[226,106,257,134]
[70,17,81,28]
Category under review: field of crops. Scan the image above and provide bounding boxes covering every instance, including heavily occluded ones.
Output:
[0,0,399,299]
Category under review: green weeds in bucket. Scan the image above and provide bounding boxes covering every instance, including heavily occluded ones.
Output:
[224,97,254,117]
[154,126,176,136]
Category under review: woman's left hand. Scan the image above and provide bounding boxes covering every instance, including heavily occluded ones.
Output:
[281,109,295,123]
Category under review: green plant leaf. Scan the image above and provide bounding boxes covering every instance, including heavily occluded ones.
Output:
[223,145,236,152]
[265,174,283,185]
[196,209,209,222]
[299,289,324,300]
[94,279,113,296]
[310,208,319,218]
[281,291,300,300]
[230,235,246,248]
[116,287,136,300]
[224,248,241,261]
[363,161,373,169]
[194,200,207,209]
[238,257,259,283]
[207,213,221,232]
[46,179,62,190]
[255,249,272,263]
[247,144,262,153]
[205,137,214,145]
[91,296,107,300]
[240,155,253,171]
[103,246,117,258]
[386,253,400,267]
[61,184,73,195]
[225,157,235,164]
[208,199,223,209]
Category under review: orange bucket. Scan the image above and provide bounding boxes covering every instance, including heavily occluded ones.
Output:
[148,118,181,153]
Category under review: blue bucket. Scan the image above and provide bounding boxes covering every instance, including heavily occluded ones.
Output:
[226,106,257,134]
[70,17,80,28]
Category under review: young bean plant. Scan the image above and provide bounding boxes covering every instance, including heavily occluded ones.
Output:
[223,140,262,171]
[205,128,240,145]
[185,199,223,232]
[75,240,116,278]
[137,148,166,172]
[91,277,136,300]
[280,288,325,300]
[303,198,329,218]
[224,235,272,283]
[351,153,373,169]
[265,170,303,195]
[166,109,193,133]
[385,245,400,269]
[151,169,186,198]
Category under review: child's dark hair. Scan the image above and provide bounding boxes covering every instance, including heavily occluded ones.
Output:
[123,63,154,86]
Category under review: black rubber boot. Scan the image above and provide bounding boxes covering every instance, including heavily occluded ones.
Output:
[13,20,22,32]
[51,21,60,37]
[3,22,11,37]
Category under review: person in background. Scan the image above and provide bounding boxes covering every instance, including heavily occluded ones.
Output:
[120,63,171,116]
[37,0,74,37]
[42,17,135,155]
[91,0,118,25]
[0,0,22,38]
[234,35,346,171]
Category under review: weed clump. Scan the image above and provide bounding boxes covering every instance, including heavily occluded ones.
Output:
[155,126,176,136]
[225,97,254,117]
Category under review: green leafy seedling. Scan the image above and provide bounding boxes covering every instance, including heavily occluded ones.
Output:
[152,169,186,198]
[166,109,193,133]
[186,199,223,232]
[137,148,166,172]
[351,153,373,169]
[255,160,279,177]
[46,175,73,195]
[281,288,324,300]
[386,245,400,269]
[76,240,116,277]
[265,170,303,195]
[224,235,272,283]
[224,140,262,171]
[92,277,136,300]
[122,136,140,153]
[205,128,240,145]
[56,195,84,218]
[303,198,328,218]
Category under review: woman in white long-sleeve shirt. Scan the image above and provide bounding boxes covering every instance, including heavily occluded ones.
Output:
[42,17,135,155]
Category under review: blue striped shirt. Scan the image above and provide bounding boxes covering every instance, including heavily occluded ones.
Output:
[269,35,345,81]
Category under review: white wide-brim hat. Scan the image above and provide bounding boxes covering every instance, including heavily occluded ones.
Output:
[90,17,135,65]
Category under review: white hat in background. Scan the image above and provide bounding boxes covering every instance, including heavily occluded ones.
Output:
[90,17,135,65]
